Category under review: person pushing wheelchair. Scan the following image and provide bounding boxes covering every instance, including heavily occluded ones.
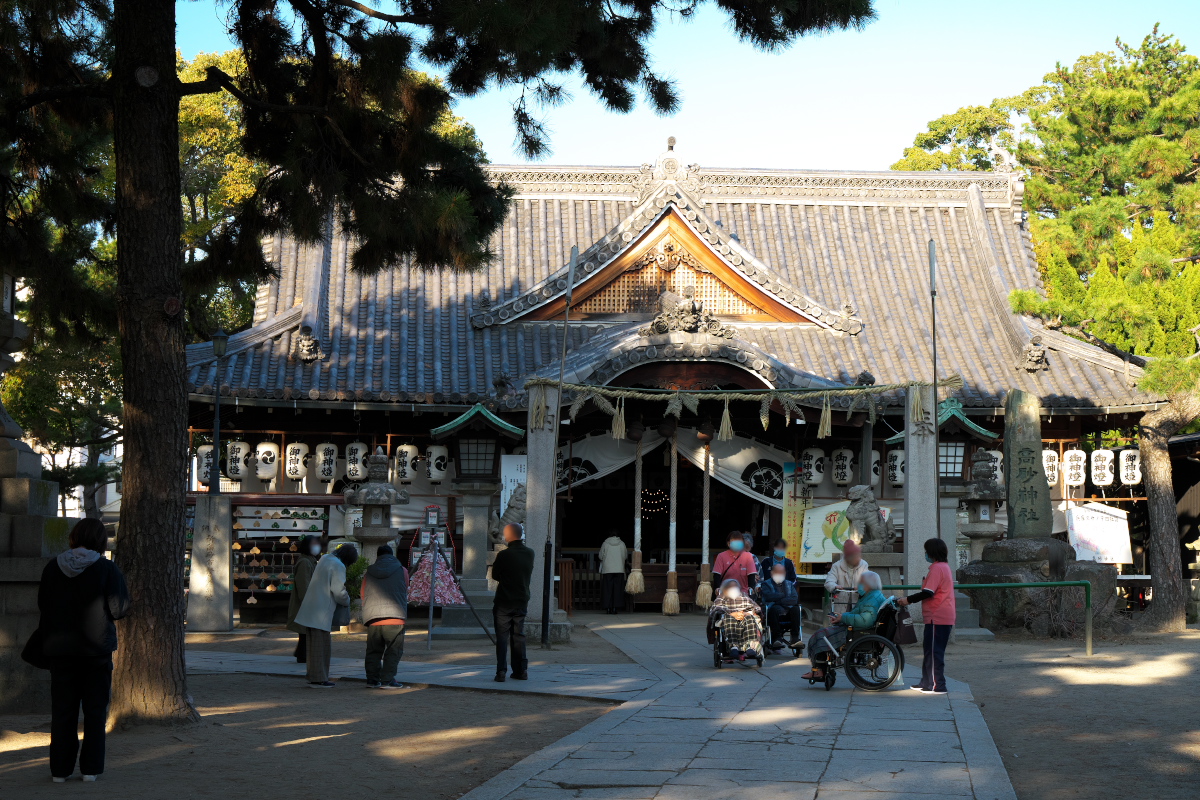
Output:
[801,570,885,682]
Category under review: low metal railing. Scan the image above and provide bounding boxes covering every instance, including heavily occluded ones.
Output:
[798,576,1095,656]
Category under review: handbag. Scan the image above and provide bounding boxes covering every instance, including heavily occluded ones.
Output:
[331,603,351,630]
[21,628,50,670]
[894,606,918,645]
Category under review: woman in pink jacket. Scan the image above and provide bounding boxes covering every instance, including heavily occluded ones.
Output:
[898,538,956,694]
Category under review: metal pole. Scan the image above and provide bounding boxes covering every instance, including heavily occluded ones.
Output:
[427,536,438,650]
[542,246,578,647]
[210,356,223,493]
[929,239,941,540]
[1085,581,1093,657]
[541,535,552,646]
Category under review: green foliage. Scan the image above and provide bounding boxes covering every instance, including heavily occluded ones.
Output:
[891,104,1013,171]
[345,554,369,600]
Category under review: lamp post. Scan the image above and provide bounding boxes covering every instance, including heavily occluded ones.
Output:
[209,330,229,493]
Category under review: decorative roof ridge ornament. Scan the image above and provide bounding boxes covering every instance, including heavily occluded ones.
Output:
[1016,334,1049,373]
[637,287,735,339]
[470,192,864,335]
[293,327,326,364]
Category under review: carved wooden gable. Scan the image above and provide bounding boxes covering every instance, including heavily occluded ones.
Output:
[526,208,813,323]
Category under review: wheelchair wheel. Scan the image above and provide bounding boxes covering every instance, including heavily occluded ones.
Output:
[823,670,836,691]
[843,634,902,691]
[714,647,723,669]
[756,653,764,668]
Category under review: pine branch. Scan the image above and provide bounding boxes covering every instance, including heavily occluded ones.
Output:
[329,0,429,25]
[8,81,111,113]
[1046,318,1151,368]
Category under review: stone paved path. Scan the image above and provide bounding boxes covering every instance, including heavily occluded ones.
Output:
[187,614,1014,800]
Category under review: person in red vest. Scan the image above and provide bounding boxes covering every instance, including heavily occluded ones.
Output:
[712,530,759,594]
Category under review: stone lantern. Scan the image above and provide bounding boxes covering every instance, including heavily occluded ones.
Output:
[961,447,1005,561]
[343,447,409,563]
[430,404,524,633]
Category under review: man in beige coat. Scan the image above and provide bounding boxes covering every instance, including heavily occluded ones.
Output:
[598,533,628,614]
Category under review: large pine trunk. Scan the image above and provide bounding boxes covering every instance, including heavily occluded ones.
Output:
[1137,397,1200,633]
[109,0,198,724]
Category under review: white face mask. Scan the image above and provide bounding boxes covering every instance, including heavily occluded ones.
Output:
[772,574,785,584]
[310,543,322,556]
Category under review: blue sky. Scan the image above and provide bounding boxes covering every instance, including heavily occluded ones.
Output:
[177,0,1200,170]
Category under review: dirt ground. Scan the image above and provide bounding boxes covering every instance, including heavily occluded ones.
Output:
[0,673,609,799]
[185,620,633,664]
[948,626,1200,800]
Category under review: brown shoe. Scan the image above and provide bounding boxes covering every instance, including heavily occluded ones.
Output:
[511,672,528,680]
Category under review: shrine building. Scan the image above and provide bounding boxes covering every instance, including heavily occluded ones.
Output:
[184,140,1158,625]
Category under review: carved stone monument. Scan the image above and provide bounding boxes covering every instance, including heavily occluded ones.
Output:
[1003,389,1053,538]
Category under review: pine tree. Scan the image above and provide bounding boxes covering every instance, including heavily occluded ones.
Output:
[900,27,1200,631]
[3,0,878,724]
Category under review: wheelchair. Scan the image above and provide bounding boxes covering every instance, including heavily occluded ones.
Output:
[807,598,905,691]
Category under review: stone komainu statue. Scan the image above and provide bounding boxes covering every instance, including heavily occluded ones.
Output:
[844,485,896,553]
[488,482,527,547]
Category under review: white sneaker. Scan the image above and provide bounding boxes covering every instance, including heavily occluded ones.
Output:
[82,775,98,782]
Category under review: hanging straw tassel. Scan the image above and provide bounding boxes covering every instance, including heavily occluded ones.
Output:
[611,397,626,440]
[909,383,924,427]
[696,563,712,609]
[625,441,645,595]
[663,570,680,615]
[718,398,734,441]
[817,394,833,439]
[626,550,645,594]
[530,384,549,429]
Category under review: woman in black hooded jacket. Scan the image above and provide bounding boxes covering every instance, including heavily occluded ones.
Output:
[37,518,130,783]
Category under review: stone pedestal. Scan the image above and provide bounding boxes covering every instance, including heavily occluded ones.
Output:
[961,522,1003,562]
[441,483,498,634]
[187,495,234,631]
[865,552,904,590]
[355,525,395,564]
[958,537,1077,629]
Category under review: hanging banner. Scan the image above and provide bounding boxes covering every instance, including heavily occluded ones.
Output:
[674,428,791,509]
[556,432,666,492]
[1066,502,1133,564]
[800,500,892,563]
[782,462,811,568]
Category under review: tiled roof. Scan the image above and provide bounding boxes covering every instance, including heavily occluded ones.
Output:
[185,145,1157,414]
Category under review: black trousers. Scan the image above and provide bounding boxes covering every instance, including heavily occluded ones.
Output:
[600,573,625,611]
[294,632,307,662]
[921,622,953,691]
[493,606,528,676]
[767,604,802,643]
[49,657,112,778]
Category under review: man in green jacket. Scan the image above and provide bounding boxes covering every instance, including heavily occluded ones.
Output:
[287,535,324,663]
[492,523,535,682]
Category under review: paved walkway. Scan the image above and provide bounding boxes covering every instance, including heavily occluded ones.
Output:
[188,614,1015,800]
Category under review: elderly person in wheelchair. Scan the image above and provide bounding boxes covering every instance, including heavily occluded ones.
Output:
[801,570,886,682]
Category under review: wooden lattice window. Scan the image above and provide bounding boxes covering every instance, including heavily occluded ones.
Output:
[577,259,766,316]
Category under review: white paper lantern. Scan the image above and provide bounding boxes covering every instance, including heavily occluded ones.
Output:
[831,448,855,486]
[1042,450,1060,487]
[315,442,339,483]
[255,442,280,481]
[887,449,906,486]
[985,450,1005,487]
[226,441,250,479]
[196,445,214,485]
[1090,448,1115,487]
[394,444,420,484]
[426,445,449,483]
[344,441,369,481]
[284,442,309,480]
[1063,449,1087,487]
[1119,449,1142,485]
[869,449,881,487]
[800,447,825,485]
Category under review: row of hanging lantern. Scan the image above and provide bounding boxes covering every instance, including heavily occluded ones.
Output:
[799,447,883,487]
[197,441,454,485]
[1043,448,1141,488]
